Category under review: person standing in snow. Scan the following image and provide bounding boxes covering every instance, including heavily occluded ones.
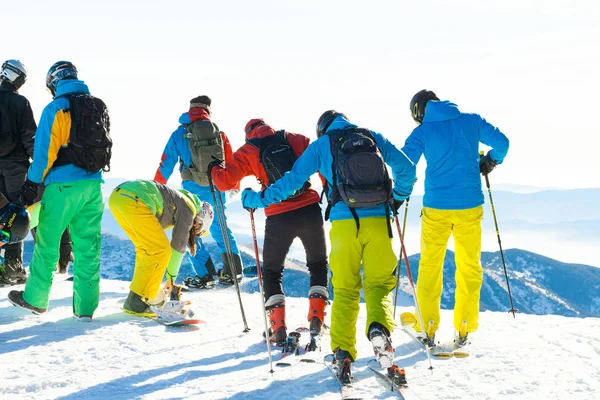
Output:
[154,96,242,286]
[401,90,510,346]
[242,111,416,380]
[108,179,214,316]
[210,118,329,345]
[0,59,36,285]
[8,61,109,320]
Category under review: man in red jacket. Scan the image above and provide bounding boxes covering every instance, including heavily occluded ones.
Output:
[211,118,328,345]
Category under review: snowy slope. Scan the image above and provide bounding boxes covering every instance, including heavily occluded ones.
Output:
[1,279,599,400]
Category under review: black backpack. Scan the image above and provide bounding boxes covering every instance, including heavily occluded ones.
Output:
[247,130,309,199]
[53,94,112,172]
[326,127,393,236]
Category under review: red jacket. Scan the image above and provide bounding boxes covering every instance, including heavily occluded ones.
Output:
[211,123,320,216]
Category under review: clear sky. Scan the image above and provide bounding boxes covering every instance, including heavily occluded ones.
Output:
[4,0,599,192]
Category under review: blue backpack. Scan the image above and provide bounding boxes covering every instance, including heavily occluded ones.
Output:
[325,128,393,236]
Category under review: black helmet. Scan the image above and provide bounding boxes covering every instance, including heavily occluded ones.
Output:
[410,90,439,124]
[0,204,30,244]
[316,110,347,138]
[46,61,78,96]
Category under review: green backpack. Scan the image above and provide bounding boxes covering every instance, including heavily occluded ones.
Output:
[181,120,224,186]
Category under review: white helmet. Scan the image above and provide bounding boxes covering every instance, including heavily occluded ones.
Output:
[0,60,27,89]
[195,202,214,237]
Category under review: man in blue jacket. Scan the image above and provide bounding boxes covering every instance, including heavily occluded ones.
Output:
[401,89,509,346]
[8,61,107,320]
[242,111,416,380]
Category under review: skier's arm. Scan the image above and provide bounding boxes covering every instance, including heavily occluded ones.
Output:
[166,201,195,281]
[18,100,37,159]
[400,127,425,167]
[373,132,416,200]
[262,140,321,205]
[478,116,509,164]
[27,103,70,184]
[220,133,240,190]
[154,129,181,184]
[211,145,254,191]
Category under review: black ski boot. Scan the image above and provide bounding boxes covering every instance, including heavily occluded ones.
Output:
[4,258,27,284]
[8,290,46,314]
[122,291,155,317]
[218,253,243,284]
[334,349,353,384]
[184,274,216,289]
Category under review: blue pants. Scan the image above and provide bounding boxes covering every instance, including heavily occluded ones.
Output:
[182,181,240,276]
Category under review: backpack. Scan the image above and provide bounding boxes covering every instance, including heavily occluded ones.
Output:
[183,120,224,186]
[0,102,17,157]
[326,127,393,236]
[246,130,309,199]
[53,94,112,172]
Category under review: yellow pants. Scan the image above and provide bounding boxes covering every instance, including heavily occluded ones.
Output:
[108,189,171,299]
[329,217,397,361]
[415,206,484,334]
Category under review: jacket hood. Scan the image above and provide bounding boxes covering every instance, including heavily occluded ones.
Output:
[0,81,17,92]
[178,189,201,214]
[423,100,461,123]
[178,108,210,125]
[55,79,90,97]
[326,115,357,133]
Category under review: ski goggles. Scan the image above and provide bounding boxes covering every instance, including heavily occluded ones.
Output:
[0,229,12,244]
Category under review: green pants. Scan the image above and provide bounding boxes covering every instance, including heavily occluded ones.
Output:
[329,217,398,361]
[23,180,103,316]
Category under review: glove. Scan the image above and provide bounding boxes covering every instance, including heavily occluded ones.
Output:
[392,199,405,215]
[18,179,39,207]
[479,151,497,175]
[206,158,224,176]
[241,188,266,211]
[170,283,182,301]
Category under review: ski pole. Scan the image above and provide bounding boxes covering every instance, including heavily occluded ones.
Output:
[480,152,518,318]
[392,197,410,321]
[395,215,434,370]
[250,210,274,374]
[207,174,250,332]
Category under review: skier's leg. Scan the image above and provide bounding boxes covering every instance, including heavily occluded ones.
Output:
[361,217,398,337]
[414,207,453,335]
[58,228,73,273]
[22,182,80,310]
[262,212,296,301]
[329,219,363,362]
[452,206,484,333]
[3,160,29,282]
[189,237,210,277]
[108,189,171,299]
[68,181,103,317]
[297,204,328,289]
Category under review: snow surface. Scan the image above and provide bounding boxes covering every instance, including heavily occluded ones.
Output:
[1,278,599,400]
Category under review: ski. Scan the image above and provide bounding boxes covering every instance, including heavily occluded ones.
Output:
[300,335,322,363]
[324,354,364,400]
[275,331,302,367]
[367,359,414,399]
[154,318,205,327]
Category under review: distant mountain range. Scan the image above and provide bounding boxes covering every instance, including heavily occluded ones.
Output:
[22,234,600,318]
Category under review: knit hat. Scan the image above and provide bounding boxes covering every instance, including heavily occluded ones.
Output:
[190,95,211,114]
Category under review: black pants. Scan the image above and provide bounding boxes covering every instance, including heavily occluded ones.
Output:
[0,159,29,262]
[263,203,328,300]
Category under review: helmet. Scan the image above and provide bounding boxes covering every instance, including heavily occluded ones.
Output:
[316,110,347,138]
[0,60,27,90]
[194,202,214,237]
[0,203,30,244]
[245,118,266,135]
[46,61,78,96]
[410,90,439,124]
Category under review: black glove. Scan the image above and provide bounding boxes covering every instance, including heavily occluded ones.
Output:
[479,151,497,175]
[392,199,405,215]
[206,158,224,176]
[18,179,39,207]
[170,283,182,301]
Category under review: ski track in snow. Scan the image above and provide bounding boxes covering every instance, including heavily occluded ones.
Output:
[1,279,599,400]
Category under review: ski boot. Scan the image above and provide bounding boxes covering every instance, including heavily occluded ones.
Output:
[4,258,27,285]
[8,290,46,314]
[334,348,354,384]
[387,364,408,387]
[122,291,155,317]
[265,294,287,346]
[184,274,216,289]
[307,285,329,337]
[454,320,469,347]
[368,322,394,369]
[218,253,243,284]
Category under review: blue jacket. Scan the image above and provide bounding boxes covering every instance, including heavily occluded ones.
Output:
[260,117,416,221]
[154,113,194,184]
[401,100,509,210]
[28,79,103,184]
